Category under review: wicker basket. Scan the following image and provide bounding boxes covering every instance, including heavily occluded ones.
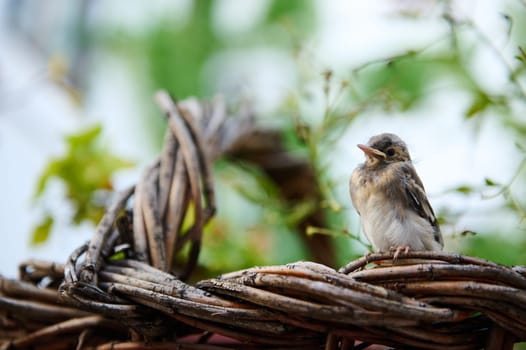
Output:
[1,91,525,350]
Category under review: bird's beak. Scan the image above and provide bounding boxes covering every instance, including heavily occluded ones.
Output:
[357,144,386,159]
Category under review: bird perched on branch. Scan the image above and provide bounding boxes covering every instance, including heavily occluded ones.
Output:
[349,133,443,258]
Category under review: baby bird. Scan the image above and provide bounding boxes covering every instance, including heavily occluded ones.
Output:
[349,133,443,257]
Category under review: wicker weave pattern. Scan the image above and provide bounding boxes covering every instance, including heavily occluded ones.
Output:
[1,92,525,349]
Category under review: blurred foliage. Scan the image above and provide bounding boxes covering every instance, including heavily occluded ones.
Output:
[281,3,526,266]
[98,0,314,146]
[463,234,526,266]
[217,160,319,231]
[31,0,316,265]
[197,160,309,276]
[146,1,218,100]
[32,125,133,245]
[47,54,83,106]
[355,52,450,111]
[29,0,526,270]
[136,0,320,269]
[31,216,54,245]
[281,77,367,263]
[142,0,314,99]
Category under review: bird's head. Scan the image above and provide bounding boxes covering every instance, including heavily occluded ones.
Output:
[357,133,411,167]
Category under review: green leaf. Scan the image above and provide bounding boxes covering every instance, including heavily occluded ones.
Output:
[109,251,127,261]
[435,215,447,226]
[459,230,477,236]
[34,162,59,199]
[484,178,498,187]
[454,185,473,194]
[181,202,195,233]
[31,216,54,245]
[465,93,490,118]
[33,124,134,227]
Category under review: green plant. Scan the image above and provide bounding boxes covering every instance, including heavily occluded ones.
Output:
[32,125,133,244]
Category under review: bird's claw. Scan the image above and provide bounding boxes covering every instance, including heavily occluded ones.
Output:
[390,246,410,262]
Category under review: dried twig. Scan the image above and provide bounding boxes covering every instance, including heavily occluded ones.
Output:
[2,94,526,350]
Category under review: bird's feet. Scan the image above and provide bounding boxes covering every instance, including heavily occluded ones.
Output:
[390,246,411,262]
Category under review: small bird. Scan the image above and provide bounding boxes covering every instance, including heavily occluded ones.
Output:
[349,133,443,257]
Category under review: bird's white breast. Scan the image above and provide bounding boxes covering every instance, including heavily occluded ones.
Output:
[350,168,440,252]
[359,193,434,252]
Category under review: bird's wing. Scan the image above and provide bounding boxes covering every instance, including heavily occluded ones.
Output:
[401,163,443,246]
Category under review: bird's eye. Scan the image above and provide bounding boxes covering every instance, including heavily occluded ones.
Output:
[386,148,395,157]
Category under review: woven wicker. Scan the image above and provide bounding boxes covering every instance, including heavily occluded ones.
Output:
[1,91,525,350]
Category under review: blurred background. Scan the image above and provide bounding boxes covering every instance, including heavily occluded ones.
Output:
[1,0,526,279]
